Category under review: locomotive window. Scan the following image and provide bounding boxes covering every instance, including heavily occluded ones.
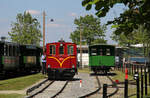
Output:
[91,48,97,56]
[59,45,64,55]
[67,45,74,55]
[50,45,56,55]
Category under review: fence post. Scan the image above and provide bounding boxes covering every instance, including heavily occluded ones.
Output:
[124,79,128,98]
[103,84,107,98]
[124,68,128,98]
[137,65,139,73]
[141,66,142,76]
[131,64,133,75]
[136,73,140,98]
[129,63,131,75]
[133,65,135,74]
[148,64,150,87]
[141,66,143,98]
[135,65,137,73]
[141,74,144,98]
[145,66,147,95]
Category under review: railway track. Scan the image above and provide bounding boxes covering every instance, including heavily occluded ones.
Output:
[50,81,69,98]
[26,79,69,98]
[25,73,118,98]
[26,79,54,98]
[78,73,119,98]
[79,76,101,98]
[107,75,119,97]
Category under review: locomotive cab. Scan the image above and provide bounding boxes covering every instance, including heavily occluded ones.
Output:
[46,41,77,79]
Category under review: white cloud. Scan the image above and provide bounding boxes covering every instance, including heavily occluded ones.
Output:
[69,12,77,17]
[26,10,40,15]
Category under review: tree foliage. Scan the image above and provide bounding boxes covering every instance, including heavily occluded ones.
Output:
[70,14,107,45]
[82,0,150,35]
[8,12,42,45]
[111,25,149,45]
[111,25,150,56]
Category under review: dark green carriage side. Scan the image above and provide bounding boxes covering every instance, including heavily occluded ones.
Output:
[20,45,41,72]
[0,41,20,72]
[89,45,115,72]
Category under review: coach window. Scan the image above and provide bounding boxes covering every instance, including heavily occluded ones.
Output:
[4,45,6,56]
[8,45,11,56]
[0,44,3,56]
[67,45,74,55]
[99,48,103,56]
[106,48,110,56]
[13,46,16,56]
[50,45,56,55]
[10,45,13,56]
[91,48,97,56]
[17,46,20,56]
[59,44,64,55]
[5,45,8,56]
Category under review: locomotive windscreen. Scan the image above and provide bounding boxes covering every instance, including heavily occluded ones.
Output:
[50,45,56,55]
[67,45,74,55]
[59,45,64,54]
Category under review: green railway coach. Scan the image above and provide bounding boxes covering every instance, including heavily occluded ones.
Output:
[89,45,115,73]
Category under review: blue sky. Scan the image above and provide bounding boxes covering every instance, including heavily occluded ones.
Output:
[0,0,126,45]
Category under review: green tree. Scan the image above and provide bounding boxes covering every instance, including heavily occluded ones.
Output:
[132,25,150,56]
[8,12,42,45]
[70,14,107,45]
[111,33,134,47]
[82,0,150,36]
[111,25,150,56]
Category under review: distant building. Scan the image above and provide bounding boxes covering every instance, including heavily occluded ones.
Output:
[77,45,89,67]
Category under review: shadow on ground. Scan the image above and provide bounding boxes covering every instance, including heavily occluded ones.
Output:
[90,72,117,76]
[0,71,40,80]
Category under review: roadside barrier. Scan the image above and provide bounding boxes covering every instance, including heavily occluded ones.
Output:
[124,68,128,98]
[116,62,150,98]
[103,84,107,98]
[80,80,82,88]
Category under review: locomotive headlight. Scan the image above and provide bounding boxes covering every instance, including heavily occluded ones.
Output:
[60,43,63,46]
[72,65,75,68]
[48,64,51,68]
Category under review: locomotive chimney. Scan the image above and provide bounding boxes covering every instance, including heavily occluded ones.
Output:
[59,38,65,42]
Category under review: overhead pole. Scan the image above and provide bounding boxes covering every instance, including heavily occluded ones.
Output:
[80,25,83,68]
[43,11,46,52]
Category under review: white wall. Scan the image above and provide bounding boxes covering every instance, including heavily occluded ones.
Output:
[77,53,89,66]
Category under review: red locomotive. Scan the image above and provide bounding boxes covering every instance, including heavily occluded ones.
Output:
[46,40,77,79]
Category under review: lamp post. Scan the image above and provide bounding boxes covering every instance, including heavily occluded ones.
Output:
[43,11,46,52]
[42,11,53,53]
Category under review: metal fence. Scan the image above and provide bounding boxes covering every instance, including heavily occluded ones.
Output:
[103,63,150,98]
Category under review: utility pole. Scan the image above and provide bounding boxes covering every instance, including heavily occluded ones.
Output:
[80,26,83,68]
[43,11,46,52]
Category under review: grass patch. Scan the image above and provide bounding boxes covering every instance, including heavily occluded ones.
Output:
[144,94,150,98]
[78,67,90,73]
[112,70,150,98]
[0,94,24,98]
[112,70,137,98]
[112,70,133,82]
[0,73,45,90]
